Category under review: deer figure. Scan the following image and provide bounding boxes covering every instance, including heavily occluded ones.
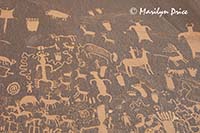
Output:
[80,25,95,37]
[168,50,188,66]
[120,48,154,76]
[5,105,18,112]
[10,101,33,119]
[73,85,95,103]
[58,71,72,90]
[60,115,76,129]
[58,92,70,105]
[39,96,60,110]
[75,67,87,80]
[101,33,115,44]
[40,110,60,127]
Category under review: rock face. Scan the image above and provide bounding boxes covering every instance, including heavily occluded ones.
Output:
[0,0,200,133]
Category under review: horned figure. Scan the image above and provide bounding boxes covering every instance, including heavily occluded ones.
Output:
[58,92,70,105]
[120,48,154,77]
[58,72,72,90]
[60,115,76,129]
[40,110,60,127]
[10,101,33,119]
[168,49,188,66]
[74,67,87,80]
[80,24,96,38]
[27,44,58,90]
[101,33,115,44]
[73,85,96,104]
[39,96,60,110]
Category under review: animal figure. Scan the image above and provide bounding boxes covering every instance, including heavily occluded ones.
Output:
[0,56,16,66]
[45,10,71,21]
[19,96,39,110]
[73,85,95,104]
[58,71,72,90]
[167,68,187,77]
[58,92,70,105]
[58,76,71,90]
[168,50,188,66]
[10,111,33,119]
[40,96,60,110]
[5,105,18,112]
[60,115,76,129]
[75,67,87,80]
[80,25,96,37]
[120,48,154,76]
[82,43,118,63]
[0,56,16,77]
[131,82,147,98]
[101,33,115,44]
[40,110,60,127]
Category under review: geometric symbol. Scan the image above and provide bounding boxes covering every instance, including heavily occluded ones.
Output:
[7,82,20,95]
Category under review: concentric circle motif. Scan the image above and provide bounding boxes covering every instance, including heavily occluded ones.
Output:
[79,110,90,118]
[7,82,20,95]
